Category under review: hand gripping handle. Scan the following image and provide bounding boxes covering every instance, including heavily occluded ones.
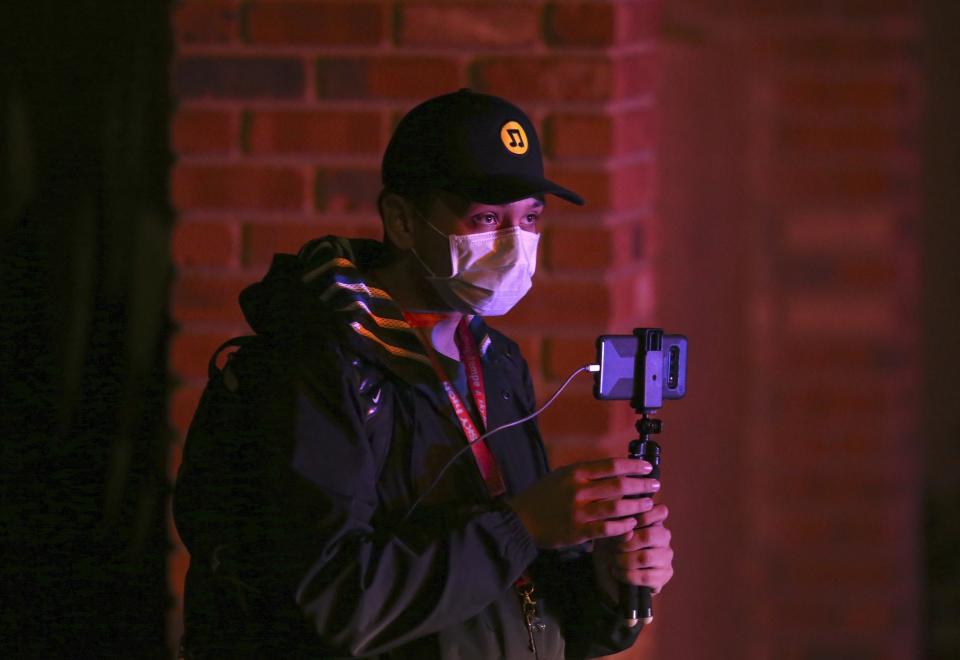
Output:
[621,439,660,627]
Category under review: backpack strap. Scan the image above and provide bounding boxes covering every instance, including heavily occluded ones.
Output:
[208,336,257,380]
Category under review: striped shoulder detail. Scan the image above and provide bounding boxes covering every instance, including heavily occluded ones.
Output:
[302,257,355,284]
[296,236,435,378]
[349,322,431,366]
[319,279,392,303]
[337,300,415,332]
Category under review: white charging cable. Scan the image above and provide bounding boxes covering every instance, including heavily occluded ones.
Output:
[402,363,600,522]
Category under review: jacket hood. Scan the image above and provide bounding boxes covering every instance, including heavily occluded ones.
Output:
[239,235,440,381]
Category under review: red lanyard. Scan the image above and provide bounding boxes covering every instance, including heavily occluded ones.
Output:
[405,313,506,497]
[404,313,535,626]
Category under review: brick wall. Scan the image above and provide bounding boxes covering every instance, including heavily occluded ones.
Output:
[167,1,662,656]
[656,1,923,659]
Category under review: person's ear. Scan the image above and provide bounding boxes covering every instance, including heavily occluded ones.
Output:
[380,193,417,251]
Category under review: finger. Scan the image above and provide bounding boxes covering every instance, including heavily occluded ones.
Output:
[598,530,635,550]
[578,516,638,543]
[611,566,675,592]
[570,458,652,482]
[632,504,670,530]
[612,546,674,571]
[577,475,661,502]
[580,496,653,522]
[618,522,671,552]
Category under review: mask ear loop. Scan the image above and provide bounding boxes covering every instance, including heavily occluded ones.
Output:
[408,208,454,278]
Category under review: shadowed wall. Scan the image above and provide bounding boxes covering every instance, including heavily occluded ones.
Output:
[1,1,172,657]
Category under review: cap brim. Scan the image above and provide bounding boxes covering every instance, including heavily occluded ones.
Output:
[449,174,585,206]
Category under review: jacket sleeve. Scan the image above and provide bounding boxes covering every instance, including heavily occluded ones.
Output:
[534,549,644,659]
[175,339,538,657]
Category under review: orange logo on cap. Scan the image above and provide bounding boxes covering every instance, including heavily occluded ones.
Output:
[500,121,528,155]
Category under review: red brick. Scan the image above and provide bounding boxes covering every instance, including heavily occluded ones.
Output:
[545,109,655,159]
[545,224,631,271]
[242,221,378,267]
[730,0,916,17]
[246,1,383,45]
[546,1,616,47]
[614,52,658,100]
[544,114,613,159]
[537,388,614,437]
[838,256,900,290]
[172,165,304,211]
[314,168,381,212]
[784,167,897,201]
[543,336,597,380]
[474,56,614,102]
[771,468,900,504]
[172,109,235,154]
[545,424,635,469]
[172,0,241,44]
[755,33,916,63]
[368,58,462,99]
[780,77,905,109]
[781,337,893,372]
[779,122,902,154]
[171,221,238,268]
[316,57,461,100]
[246,110,381,155]
[172,271,252,324]
[784,294,896,338]
[781,254,899,293]
[782,210,897,253]
[505,333,543,373]
[615,108,657,155]
[170,384,205,436]
[542,163,653,212]
[170,331,235,380]
[175,57,305,100]
[618,0,661,43]
[790,381,887,419]
[398,3,540,48]
[547,1,660,47]
[544,167,610,210]
[613,163,655,209]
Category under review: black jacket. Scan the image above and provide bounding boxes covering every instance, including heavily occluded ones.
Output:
[173,237,641,658]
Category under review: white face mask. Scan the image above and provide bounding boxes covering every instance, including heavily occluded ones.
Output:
[411,219,540,317]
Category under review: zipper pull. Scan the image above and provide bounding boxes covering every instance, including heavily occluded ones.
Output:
[518,582,543,658]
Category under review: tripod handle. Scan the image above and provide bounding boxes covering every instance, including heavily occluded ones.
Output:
[621,439,660,627]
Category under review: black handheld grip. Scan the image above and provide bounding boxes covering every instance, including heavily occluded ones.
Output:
[621,439,661,627]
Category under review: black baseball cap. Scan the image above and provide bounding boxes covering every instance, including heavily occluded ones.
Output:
[382,89,584,206]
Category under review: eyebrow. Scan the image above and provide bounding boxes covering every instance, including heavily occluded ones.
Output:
[467,198,546,213]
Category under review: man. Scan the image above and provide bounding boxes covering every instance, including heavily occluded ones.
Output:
[174,89,673,658]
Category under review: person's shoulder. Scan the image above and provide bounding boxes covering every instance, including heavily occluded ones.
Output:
[214,328,348,397]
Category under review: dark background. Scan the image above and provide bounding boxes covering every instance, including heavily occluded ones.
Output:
[1,1,957,658]
[2,2,172,657]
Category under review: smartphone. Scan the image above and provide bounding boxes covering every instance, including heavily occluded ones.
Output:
[593,329,688,410]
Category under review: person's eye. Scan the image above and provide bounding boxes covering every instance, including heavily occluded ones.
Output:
[524,213,540,225]
[472,213,499,227]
